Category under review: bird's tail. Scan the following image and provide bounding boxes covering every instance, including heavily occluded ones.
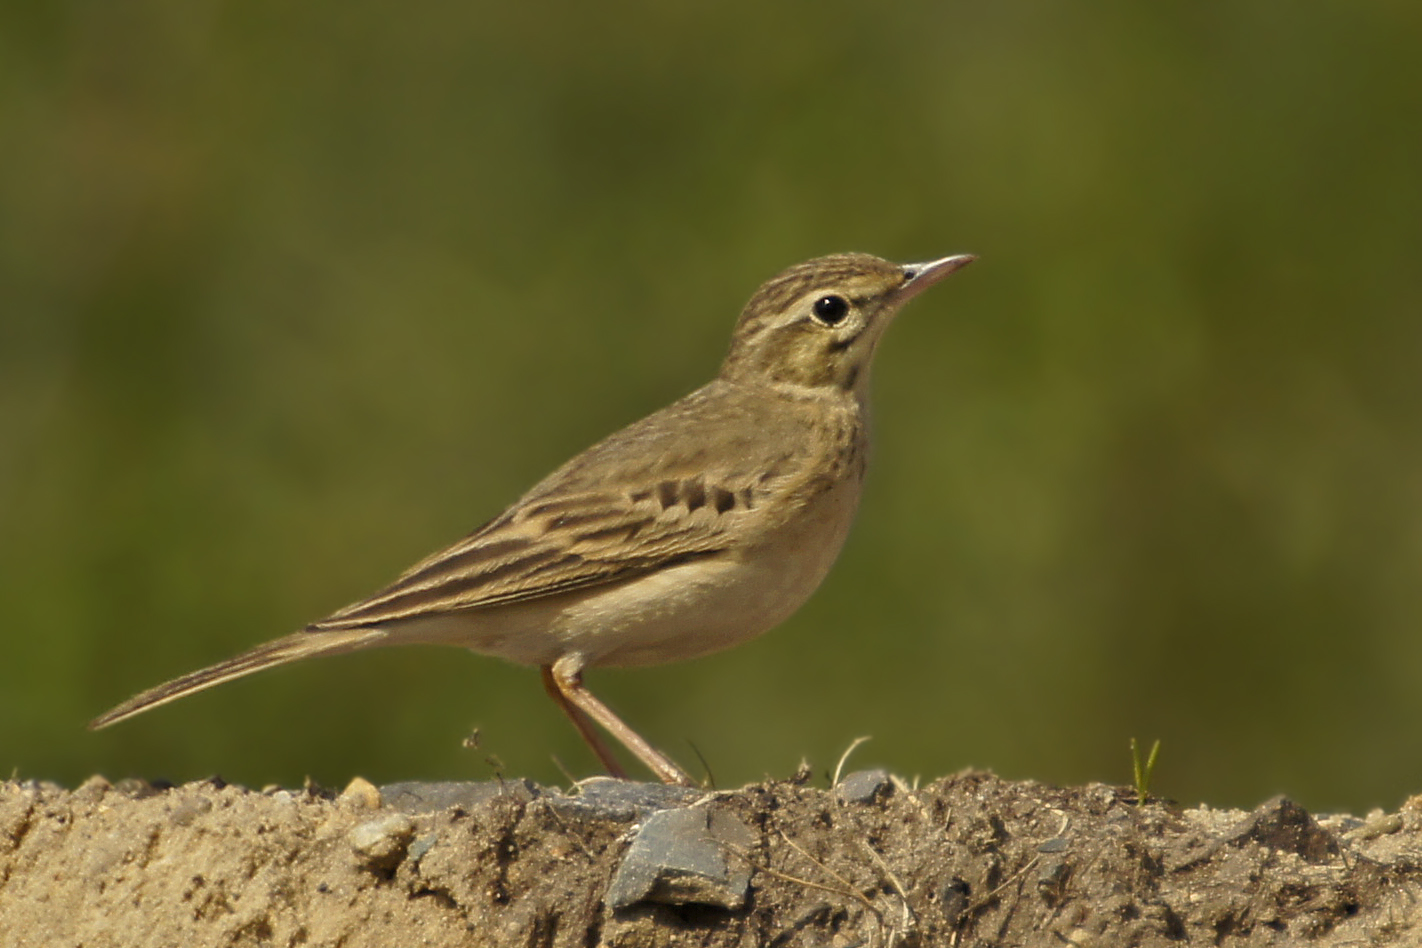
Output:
[88,627,388,730]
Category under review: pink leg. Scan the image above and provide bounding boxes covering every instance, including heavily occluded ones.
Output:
[540,665,629,779]
[544,656,693,787]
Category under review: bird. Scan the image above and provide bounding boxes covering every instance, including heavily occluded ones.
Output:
[90,251,975,786]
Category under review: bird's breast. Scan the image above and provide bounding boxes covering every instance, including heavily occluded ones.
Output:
[560,469,864,668]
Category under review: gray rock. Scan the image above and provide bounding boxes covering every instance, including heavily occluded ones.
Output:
[379,779,539,814]
[1224,795,1339,864]
[550,777,701,823]
[607,806,754,911]
[835,769,893,805]
[407,832,439,864]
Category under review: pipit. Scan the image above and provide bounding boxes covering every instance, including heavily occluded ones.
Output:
[90,251,975,785]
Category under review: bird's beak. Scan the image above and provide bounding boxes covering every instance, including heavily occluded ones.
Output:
[893,254,976,303]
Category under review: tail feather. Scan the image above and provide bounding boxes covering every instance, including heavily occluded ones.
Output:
[88,628,388,730]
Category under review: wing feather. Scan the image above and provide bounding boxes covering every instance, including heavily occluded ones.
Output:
[307,378,842,632]
[312,483,746,630]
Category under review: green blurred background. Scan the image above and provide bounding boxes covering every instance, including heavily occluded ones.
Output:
[3,1,1420,813]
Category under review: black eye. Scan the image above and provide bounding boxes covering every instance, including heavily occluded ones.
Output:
[812,295,850,325]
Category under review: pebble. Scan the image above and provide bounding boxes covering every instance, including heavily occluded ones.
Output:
[168,796,213,827]
[72,775,112,805]
[1349,812,1404,841]
[338,776,383,810]
[348,814,416,873]
[835,769,893,805]
[380,779,538,814]
[607,806,754,911]
[550,777,701,823]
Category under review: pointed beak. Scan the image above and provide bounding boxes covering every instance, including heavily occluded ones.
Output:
[893,254,976,303]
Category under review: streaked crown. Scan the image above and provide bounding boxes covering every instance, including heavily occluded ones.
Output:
[720,252,973,393]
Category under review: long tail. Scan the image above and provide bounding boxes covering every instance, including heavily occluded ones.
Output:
[88,627,388,730]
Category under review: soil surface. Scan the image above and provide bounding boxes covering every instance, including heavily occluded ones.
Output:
[3,769,1421,947]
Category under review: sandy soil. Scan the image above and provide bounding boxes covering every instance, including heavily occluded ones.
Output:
[2,769,1420,947]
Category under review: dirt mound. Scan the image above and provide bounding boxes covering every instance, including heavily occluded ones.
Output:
[2,770,1419,946]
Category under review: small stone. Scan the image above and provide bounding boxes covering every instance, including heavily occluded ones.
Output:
[1349,812,1404,841]
[349,814,416,873]
[1223,795,1338,864]
[1037,837,1070,853]
[339,776,383,810]
[169,796,213,827]
[552,778,701,823]
[1317,813,1364,834]
[114,778,163,799]
[408,833,439,864]
[607,806,754,911]
[1036,855,1070,895]
[72,775,112,805]
[380,779,538,814]
[939,878,970,925]
[836,769,893,805]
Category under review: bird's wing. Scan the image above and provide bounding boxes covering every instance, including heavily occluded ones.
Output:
[310,474,761,631]
[309,382,817,631]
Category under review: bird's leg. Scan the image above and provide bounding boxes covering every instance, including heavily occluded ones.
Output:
[545,655,694,787]
[540,664,629,779]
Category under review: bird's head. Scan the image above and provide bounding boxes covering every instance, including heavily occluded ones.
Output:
[721,252,975,394]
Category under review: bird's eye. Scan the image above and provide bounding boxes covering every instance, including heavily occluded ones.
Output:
[812,295,850,325]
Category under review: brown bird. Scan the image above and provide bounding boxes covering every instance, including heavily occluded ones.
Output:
[90,251,975,785]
